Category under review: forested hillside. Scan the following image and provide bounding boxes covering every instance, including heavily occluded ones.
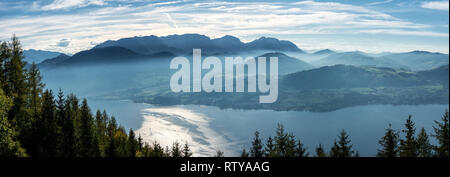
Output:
[0,35,193,157]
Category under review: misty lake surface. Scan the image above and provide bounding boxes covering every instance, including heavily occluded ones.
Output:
[87,99,448,157]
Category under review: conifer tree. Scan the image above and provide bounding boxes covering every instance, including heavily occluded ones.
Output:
[0,89,26,156]
[240,148,249,157]
[329,130,355,157]
[38,90,58,156]
[127,129,138,157]
[79,99,100,156]
[416,127,432,157]
[182,142,193,157]
[274,123,288,156]
[295,140,309,157]
[0,42,10,92]
[315,144,327,157]
[399,115,417,157]
[433,111,449,157]
[171,141,182,157]
[286,133,297,157]
[5,35,29,151]
[214,150,224,157]
[26,63,44,120]
[61,94,78,157]
[377,124,399,157]
[250,130,265,157]
[264,136,275,157]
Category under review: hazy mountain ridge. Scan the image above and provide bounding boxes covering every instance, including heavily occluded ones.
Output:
[258,52,314,74]
[95,34,303,55]
[23,49,64,63]
[312,51,449,71]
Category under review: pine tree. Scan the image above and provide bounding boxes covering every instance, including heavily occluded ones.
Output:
[399,115,417,157]
[110,127,129,157]
[240,148,249,157]
[5,35,30,152]
[0,42,10,97]
[433,110,449,157]
[182,142,193,157]
[250,130,265,157]
[264,136,275,157]
[214,150,224,157]
[0,89,26,156]
[295,140,309,157]
[416,127,432,157]
[274,123,288,156]
[330,130,355,157]
[79,99,100,156]
[285,133,297,157]
[26,63,44,120]
[61,94,78,157]
[127,129,138,157]
[38,90,59,156]
[171,141,182,157]
[377,124,399,157]
[315,144,327,157]
[54,89,65,156]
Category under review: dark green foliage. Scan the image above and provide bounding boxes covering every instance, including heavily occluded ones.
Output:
[127,129,138,157]
[182,142,193,157]
[433,111,449,157]
[37,90,58,156]
[79,99,100,156]
[0,36,193,157]
[171,141,182,157]
[0,89,26,156]
[250,130,265,157]
[214,150,224,157]
[315,144,327,157]
[240,148,249,157]
[399,115,417,157]
[264,136,275,157]
[377,124,399,157]
[329,130,356,157]
[416,127,433,157]
[273,124,297,157]
[5,35,30,153]
[296,140,309,157]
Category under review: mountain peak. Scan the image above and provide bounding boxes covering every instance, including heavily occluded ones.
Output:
[248,37,303,53]
[313,49,335,55]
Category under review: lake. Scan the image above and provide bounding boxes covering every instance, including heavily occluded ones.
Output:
[87,99,448,157]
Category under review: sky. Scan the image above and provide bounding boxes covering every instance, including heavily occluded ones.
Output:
[0,0,448,54]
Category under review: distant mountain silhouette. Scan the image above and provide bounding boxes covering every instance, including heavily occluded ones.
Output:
[94,34,304,55]
[246,37,304,52]
[38,46,177,67]
[313,52,392,67]
[23,49,64,63]
[258,52,313,74]
[38,54,70,68]
[379,51,449,71]
[312,49,335,55]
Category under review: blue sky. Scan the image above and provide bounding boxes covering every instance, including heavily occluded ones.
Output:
[0,0,448,54]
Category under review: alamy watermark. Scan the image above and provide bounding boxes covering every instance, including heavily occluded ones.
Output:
[169,49,278,103]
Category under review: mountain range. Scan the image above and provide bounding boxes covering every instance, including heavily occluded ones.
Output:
[23,49,64,63]
[95,34,304,55]
[32,34,448,72]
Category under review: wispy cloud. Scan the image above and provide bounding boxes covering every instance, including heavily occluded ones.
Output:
[41,0,107,11]
[368,0,394,6]
[0,0,448,54]
[421,1,449,11]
